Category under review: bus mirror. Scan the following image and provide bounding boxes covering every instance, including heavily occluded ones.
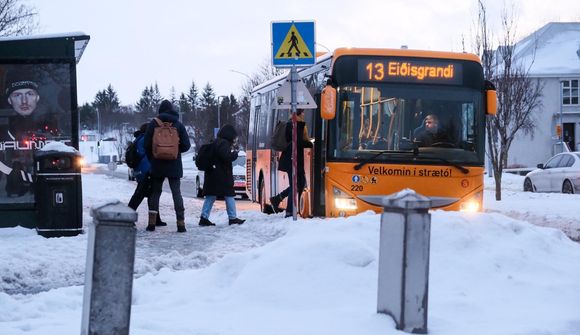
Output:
[321,85,336,120]
[486,89,497,116]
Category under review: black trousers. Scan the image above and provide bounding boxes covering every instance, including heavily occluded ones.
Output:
[279,169,306,214]
[128,177,161,222]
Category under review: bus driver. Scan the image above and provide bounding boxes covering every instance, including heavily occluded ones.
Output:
[413,114,448,147]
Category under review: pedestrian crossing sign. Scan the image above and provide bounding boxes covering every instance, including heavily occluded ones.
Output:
[272,21,315,67]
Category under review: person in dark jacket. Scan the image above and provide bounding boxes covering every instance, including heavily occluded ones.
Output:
[270,109,313,217]
[413,114,449,147]
[198,124,245,226]
[144,100,191,232]
[127,123,166,227]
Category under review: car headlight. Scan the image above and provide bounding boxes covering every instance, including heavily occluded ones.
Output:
[333,186,357,210]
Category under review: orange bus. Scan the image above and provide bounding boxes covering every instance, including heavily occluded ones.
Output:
[246,48,496,217]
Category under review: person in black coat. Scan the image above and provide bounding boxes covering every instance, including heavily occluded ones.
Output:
[270,109,313,217]
[198,124,245,226]
[143,100,191,232]
[413,114,449,147]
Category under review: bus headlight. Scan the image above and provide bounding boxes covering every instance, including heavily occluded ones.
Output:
[333,186,357,210]
[460,191,482,212]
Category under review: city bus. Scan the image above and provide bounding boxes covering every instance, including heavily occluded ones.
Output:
[246,48,496,217]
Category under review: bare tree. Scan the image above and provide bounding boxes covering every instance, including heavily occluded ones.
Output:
[474,0,543,200]
[0,0,38,37]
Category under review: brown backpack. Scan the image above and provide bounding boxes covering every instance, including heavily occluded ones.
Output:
[152,117,180,160]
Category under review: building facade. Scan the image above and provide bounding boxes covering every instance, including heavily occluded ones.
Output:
[507,22,580,168]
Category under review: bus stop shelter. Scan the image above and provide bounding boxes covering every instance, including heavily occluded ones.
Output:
[0,33,90,229]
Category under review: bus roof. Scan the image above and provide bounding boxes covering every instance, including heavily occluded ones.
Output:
[332,47,481,63]
[251,47,481,95]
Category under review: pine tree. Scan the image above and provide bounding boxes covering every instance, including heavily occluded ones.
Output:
[187,81,199,119]
[92,84,121,134]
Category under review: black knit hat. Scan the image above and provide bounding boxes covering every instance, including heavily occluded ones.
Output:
[158,100,175,114]
[5,79,38,96]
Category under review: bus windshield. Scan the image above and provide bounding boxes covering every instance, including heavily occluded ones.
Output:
[328,84,484,165]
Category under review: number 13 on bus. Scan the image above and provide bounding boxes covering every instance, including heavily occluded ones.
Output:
[246,48,497,218]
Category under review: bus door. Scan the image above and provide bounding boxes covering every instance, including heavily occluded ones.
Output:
[248,103,261,200]
[272,108,289,199]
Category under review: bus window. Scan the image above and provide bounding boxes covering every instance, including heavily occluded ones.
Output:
[328,84,483,164]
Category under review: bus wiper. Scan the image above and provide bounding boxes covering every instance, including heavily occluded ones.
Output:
[414,155,470,174]
[353,150,415,170]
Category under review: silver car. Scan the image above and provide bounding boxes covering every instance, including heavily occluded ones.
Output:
[524,152,580,194]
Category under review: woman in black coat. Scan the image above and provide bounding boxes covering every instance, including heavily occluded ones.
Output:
[198,124,245,226]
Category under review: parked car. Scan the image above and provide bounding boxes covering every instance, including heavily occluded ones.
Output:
[195,151,248,198]
[524,152,580,194]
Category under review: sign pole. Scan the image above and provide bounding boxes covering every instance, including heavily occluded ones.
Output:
[291,65,298,220]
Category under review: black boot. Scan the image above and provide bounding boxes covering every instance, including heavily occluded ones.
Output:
[270,195,282,212]
[155,213,167,226]
[199,216,215,227]
[229,218,246,225]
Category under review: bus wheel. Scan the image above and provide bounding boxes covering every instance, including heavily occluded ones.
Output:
[299,189,312,218]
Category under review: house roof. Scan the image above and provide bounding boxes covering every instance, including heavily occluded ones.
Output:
[515,22,580,77]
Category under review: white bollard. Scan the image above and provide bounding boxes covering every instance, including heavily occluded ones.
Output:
[376,190,431,334]
[81,200,137,335]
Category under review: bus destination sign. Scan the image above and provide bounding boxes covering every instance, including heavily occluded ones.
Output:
[357,58,463,85]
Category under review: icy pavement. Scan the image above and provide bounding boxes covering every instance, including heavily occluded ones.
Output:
[0,173,286,295]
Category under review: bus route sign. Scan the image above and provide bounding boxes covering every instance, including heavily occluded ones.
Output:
[271,20,315,67]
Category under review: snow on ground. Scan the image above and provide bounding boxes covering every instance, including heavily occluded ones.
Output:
[0,171,579,334]
[484,173,580,241]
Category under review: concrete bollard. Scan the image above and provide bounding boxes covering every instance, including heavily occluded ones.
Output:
[81,200,137,335]
[376,190,431,334]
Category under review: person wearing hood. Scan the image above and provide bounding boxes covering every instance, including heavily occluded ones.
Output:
[144,100,191,232]
[198,124,245,226]
[127,123,166,227]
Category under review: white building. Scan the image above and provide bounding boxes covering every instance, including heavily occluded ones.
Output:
[508,22,580,168]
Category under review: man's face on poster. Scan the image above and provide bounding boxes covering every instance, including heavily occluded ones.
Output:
[8,88,39,116]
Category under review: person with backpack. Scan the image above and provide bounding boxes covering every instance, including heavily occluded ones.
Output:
[198,124,245,226]
[144,100,191,232]
[127,123,166,227]
[270,109,313,217]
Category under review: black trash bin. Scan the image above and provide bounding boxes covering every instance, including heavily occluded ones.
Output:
[34,149,83,237]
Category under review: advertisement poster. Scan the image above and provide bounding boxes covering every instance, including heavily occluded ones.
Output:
[0,64,72,204]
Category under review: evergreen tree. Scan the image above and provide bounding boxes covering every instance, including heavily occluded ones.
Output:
[187,81,199,119]
[179,92,192,124]
[79,103,97,130]
[92,84,121,134]
[151,83,163,112]
[169,86,177,104]
[195,83,217,146]
[135,85,156,118]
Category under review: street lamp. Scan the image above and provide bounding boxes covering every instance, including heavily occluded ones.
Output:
[229,69,252,81]
[217,95,228,131]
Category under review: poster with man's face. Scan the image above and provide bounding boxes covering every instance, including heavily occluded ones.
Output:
[0,63,72,204]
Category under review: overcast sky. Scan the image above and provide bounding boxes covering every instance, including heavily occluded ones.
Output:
[28,0,580,105]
